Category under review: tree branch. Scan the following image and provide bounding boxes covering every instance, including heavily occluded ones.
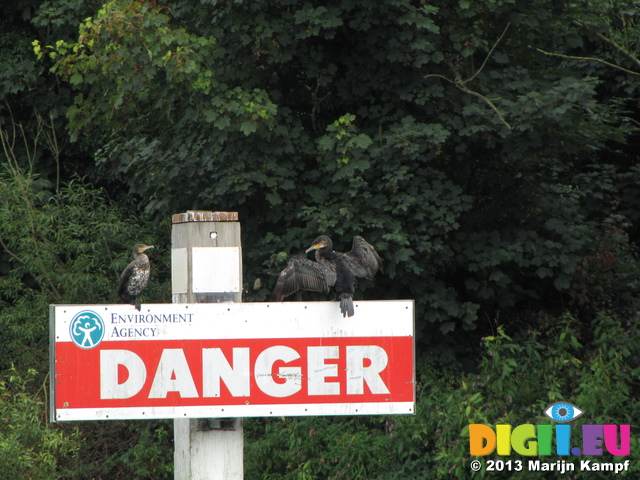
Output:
[573,20,640,71]
[425,23,513,130]
[535,47,640,77]
[458,85,513,129]
[467,22,510,83]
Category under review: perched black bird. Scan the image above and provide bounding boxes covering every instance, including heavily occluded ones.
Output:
[118,243,154,310]
[272,235,383,317]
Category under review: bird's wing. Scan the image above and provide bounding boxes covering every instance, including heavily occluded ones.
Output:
[117,262,134,298]
[343,236,383,278]
[271,256,336,301]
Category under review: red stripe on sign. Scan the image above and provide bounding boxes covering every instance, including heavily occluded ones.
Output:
[54,337,413,410]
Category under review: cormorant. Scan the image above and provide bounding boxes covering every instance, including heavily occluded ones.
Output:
[118,243,154,310]
[271,235,383,317]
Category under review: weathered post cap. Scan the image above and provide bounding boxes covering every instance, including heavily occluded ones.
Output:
[172,211,239,224]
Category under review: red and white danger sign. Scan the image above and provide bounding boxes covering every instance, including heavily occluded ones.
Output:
[50,301,414,421]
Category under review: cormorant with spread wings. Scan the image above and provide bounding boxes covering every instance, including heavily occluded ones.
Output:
[271,235,383,317]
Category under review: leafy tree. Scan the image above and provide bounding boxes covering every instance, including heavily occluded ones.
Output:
[38,0,640,350]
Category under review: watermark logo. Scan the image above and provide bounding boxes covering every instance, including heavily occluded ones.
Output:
[70,310,105,349]
[544,402,584,423]
[468,403,631,474]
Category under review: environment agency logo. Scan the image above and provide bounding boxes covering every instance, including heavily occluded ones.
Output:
[468,402,631,474]
[70,310,105,349]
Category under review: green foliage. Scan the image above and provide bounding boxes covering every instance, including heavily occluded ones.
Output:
[245,416,397,480]
[0,120,169,369]
[2,0,640,477]
[0,367,80,480]
[0,23,38,103]
[246,309,640,478]
[0,120,172,477]
[35,0,276,143]
[36,0,640,346]
[58,420,173,479]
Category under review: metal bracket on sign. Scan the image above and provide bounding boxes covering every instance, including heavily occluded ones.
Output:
[197,418,236,431]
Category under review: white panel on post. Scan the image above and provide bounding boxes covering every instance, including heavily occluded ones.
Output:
[171,248,189,295]
[192,247,241,293]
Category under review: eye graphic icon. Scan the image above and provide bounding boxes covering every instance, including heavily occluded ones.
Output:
[544,402,584,422]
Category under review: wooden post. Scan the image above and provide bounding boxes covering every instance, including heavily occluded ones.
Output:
[171,211,243,479]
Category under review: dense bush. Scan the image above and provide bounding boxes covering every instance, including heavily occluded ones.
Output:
[244,307,640,479]
[0,123,172,477]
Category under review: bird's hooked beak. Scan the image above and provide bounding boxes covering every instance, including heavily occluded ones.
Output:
[305,241,323,254]
[143,245,155,252]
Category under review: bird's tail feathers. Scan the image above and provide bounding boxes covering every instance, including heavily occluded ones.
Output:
[339,293,355,318]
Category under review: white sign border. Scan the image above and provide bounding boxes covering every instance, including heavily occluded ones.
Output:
[55,402,415,422]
